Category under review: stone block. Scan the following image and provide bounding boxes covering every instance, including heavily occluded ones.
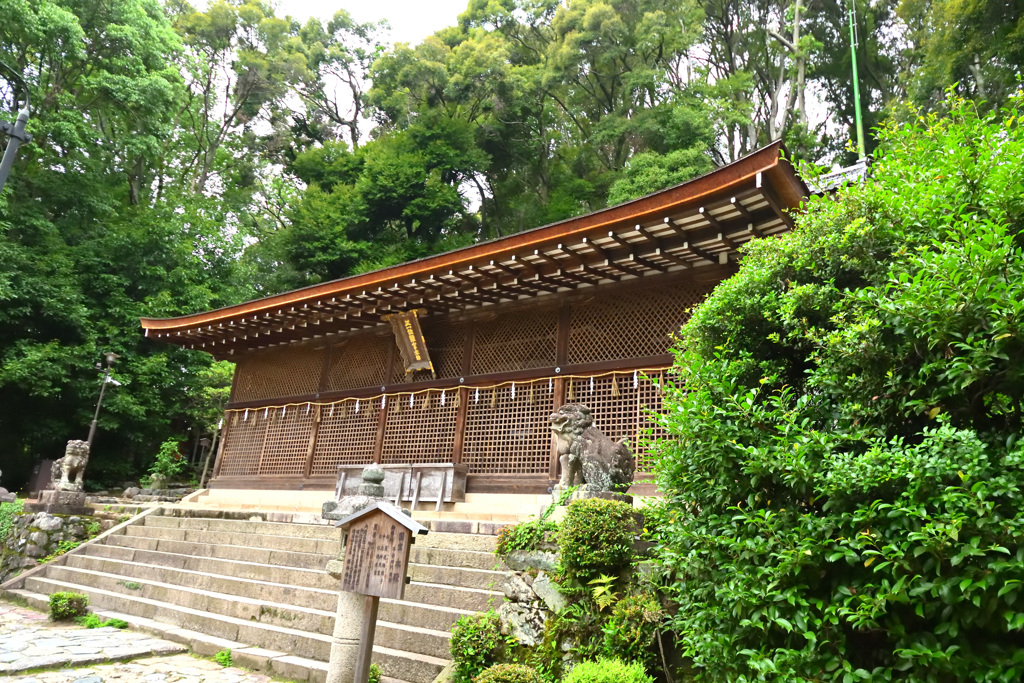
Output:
[25,544,47,558]
[502,573,535,603]
[532,572,566,613]
[504,550,557,572]
[27,531,49,547]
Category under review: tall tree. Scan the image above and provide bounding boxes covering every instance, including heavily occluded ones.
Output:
[0,0,249,486]
[899,0,1024,109]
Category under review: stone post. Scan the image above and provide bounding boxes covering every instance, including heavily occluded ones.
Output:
[323,465,389,683]
[326,580,366,683]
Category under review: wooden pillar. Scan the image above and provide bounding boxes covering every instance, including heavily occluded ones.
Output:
[549,377,567,480]
[303,404,323,478]
[227,362,241,404]
[556,304,572,367]
[211,413,231,480]
[373,342,396,465]
[352,595,380,683]
[462,323,476,377]
[373,398,389,465]
[318,342,340,396]
[452,387,469,464]
[254,410,274,476]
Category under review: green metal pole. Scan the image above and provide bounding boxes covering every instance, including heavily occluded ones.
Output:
[848,3,867,159]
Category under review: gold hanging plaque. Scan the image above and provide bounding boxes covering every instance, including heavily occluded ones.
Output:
[382,309,434,376]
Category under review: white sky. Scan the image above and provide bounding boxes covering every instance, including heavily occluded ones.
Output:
[274,0,469,45]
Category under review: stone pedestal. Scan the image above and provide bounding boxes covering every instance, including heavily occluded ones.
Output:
[0,488,14,503]
[23,489,91,515]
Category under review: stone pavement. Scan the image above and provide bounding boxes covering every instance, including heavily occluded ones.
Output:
[0,655,275,682]
[0,603,275,682]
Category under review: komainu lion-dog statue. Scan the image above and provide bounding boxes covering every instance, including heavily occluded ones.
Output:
[549,403,635,493]
[51,440,91,492]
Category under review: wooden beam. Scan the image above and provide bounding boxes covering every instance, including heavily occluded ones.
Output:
[683,241,719,265]
[730,196,754,221]
[699,206,723,230]
[757,172,796,230]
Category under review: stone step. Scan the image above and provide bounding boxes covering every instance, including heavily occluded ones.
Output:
[412,511,523,523]
[409,546,501,571]
[25,573,333,661]
[372,645,447,683]
[145,514,338,542]
[40,564,337,640]
[415,532,497,553]
[65,553,478,630]
[407,563,504,591]
[403,582,501,613]
[126,524,341,555]
[107,533,330,571]
[7,587,433,683]
[82,543,338,592]
[462,493,552,505]
[23,572,451,664]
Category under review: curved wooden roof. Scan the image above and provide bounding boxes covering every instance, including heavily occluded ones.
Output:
[142,142,807,357]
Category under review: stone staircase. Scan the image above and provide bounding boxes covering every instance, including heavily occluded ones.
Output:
[2,506,512,683]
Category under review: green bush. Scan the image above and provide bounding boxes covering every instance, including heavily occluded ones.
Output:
[40,539,81,563]
[450,610,505,683]
[650,93,1024,681]
[0,498,23,541]
[496,494,565,558]
[149,438,188,482]
[474,663,541,683]
[49,592,89,621]
[76,614,128,629]
[214,649,232,667]
[368,662,382,683]
[600,591,662,668]
[496,519,558,558]
[562,658,652,683]
[558,498,636,583]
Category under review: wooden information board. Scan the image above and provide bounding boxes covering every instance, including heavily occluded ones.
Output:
[340,508,413,600]
[331,500,427,683]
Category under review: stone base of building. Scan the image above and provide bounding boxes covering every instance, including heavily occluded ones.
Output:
[23,489,91,516]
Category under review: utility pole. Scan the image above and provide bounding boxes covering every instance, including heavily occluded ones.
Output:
[848,1,867,160]
[0,61,31,194]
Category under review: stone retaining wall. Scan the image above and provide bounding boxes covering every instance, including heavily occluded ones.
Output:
[0,511,114,583]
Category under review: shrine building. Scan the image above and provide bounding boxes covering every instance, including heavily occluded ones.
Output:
[140,142,808,496]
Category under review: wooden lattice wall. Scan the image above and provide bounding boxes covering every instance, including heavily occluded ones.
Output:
[380,390,459,464]
[568,281,711,364]
[311,399,379,475]
[564,370,667,473]
[216,369,670,481]
[324,332,391,392]
[471,309,559,375]
[216,274,708,486]
[463,379,556,475]
[232,346,326,403]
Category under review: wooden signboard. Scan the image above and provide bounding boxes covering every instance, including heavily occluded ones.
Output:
[333,502,428,683]
[341,508,414,600]
[382,309,434,376]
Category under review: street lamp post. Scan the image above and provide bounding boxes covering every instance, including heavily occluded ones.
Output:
[0,60,31,195]
[87,352,120,448]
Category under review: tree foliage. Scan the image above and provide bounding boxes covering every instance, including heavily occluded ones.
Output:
[649,94,1024,681]
[0,0,250,485]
